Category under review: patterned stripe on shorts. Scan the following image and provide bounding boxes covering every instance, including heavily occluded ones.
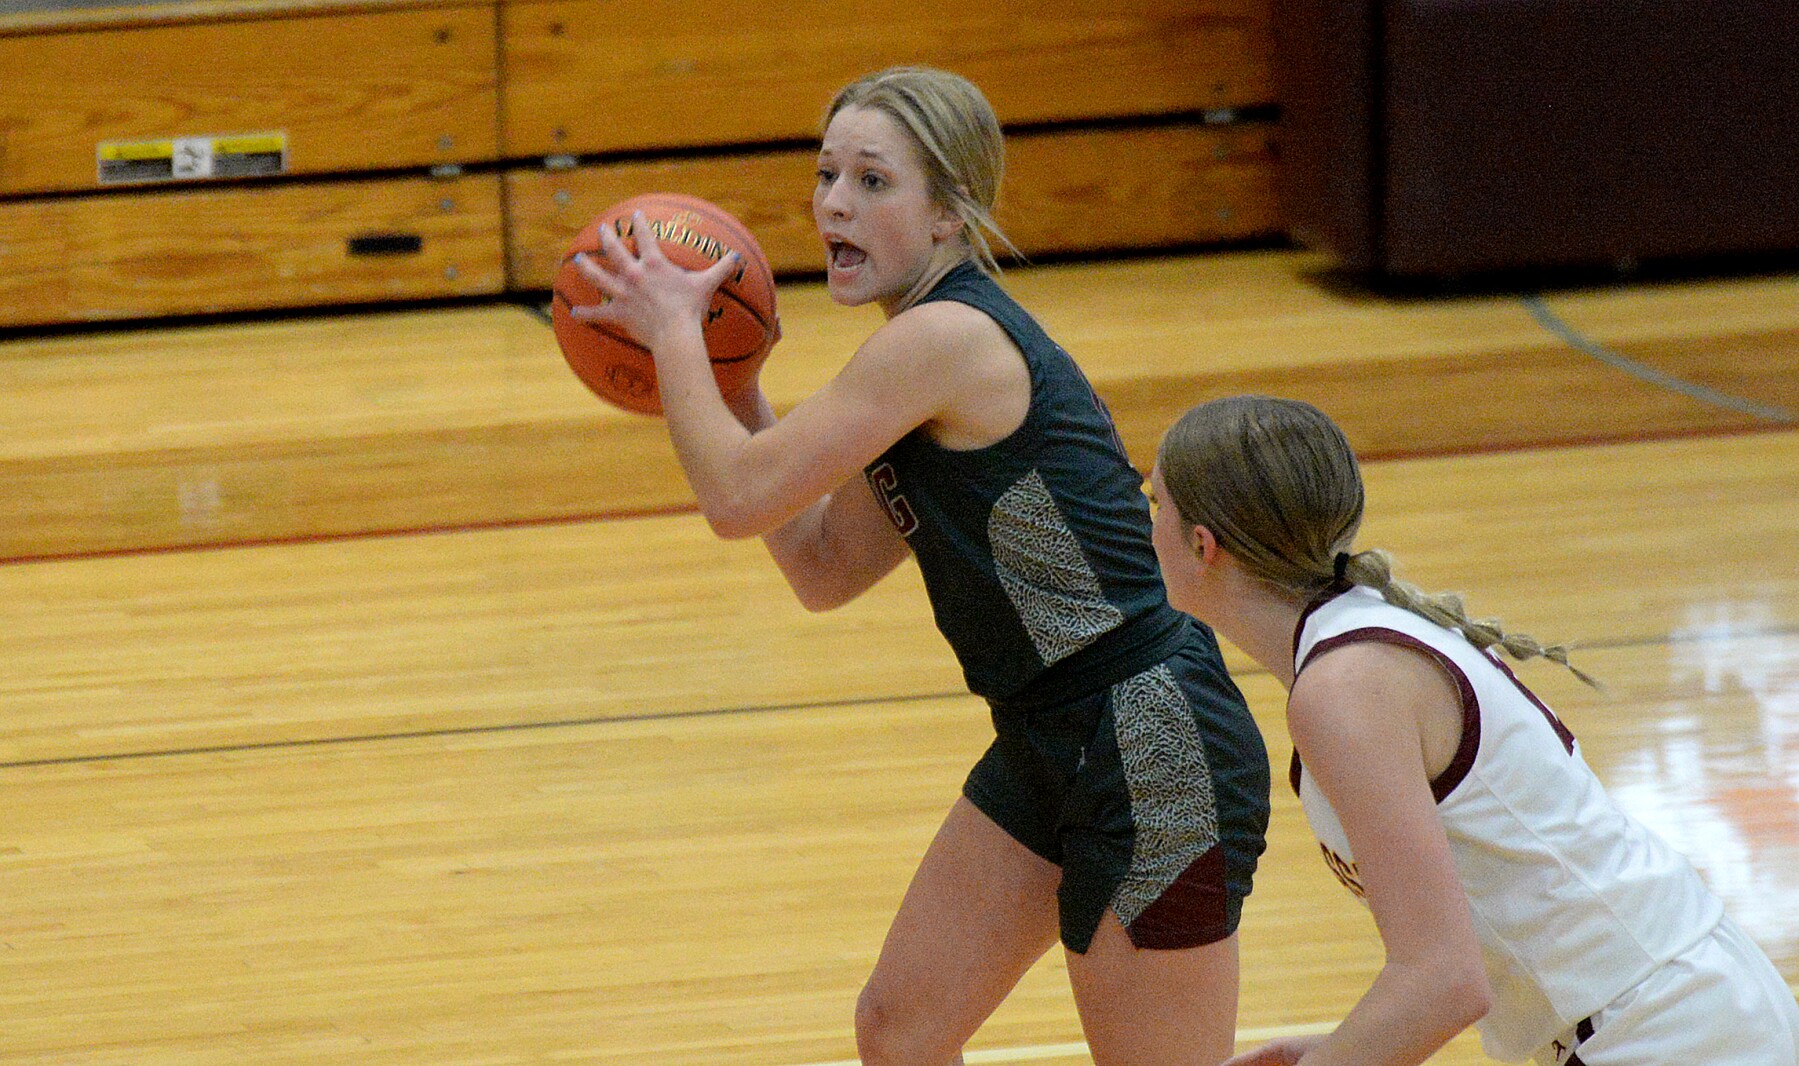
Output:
[1108,663,1220,929]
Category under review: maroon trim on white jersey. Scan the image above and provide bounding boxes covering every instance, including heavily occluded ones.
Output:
[1287,583,1351,801]
[1293,583,1352,653]
[1487,651,1577,755]
[1290,627,1482,803]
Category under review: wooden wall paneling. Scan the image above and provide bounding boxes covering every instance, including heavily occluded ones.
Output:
[0,174,506,326]
[0,0,468,35]
[502,124,1281,288]
[0,2,499,196]
[997,123,1280,254]
[499,0,1273,157]
[504,152,821,286]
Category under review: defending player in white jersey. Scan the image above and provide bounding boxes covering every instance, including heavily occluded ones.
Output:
[1147,394,1799,1066]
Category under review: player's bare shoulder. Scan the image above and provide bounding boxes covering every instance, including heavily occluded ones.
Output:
[886,299,1029,448]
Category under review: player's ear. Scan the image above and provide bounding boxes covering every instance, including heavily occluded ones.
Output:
[1191,524,1221,571]
[931,202,965,243]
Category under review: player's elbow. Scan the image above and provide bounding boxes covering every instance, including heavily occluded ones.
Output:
[700,494,770,541]
[1390,946,1491,1040]
[705,510,759,541]
[789,573,861,612]
[778,559,869,612]
[793,587,849,613]
[1440,962,1492,1031]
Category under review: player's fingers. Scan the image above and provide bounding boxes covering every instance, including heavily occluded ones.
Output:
[571,252,623,295]
[594,219,636,267]
[697,250,743,293]
[630,211,671,267]
[566,286,620,321]
[565,288,623,325]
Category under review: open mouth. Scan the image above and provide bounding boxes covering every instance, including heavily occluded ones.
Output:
[827,239,868,272]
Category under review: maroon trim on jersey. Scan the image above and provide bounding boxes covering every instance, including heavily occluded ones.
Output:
[1292,582,1353,660]
[1487,651,1577,754]
[1287,587,1345,801]
[1292,627,1482,804]
[1564,1016,1598,1065]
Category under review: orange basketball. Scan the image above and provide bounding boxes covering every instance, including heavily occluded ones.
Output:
[550,193,779,415]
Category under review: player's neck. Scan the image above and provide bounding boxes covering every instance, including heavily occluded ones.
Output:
[882,247,970,319]
[1207,577,1307,690]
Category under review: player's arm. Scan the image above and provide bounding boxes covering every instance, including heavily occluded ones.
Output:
[573,217,984,539]
[723,388,910,610]
[1241,644,1491,1066]
[669,300,979,540]
[760,485,910,611]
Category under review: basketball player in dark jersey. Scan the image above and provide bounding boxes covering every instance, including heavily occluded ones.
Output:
[570,67,1270,1066]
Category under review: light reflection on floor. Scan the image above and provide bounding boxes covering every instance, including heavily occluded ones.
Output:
[1600,601,1799,968]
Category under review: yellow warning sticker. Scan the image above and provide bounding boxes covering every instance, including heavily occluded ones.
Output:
[99,140,176,163]
[97,131,288,185]
[212,133,286,157]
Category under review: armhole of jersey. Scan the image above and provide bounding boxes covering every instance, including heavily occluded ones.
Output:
[1294,627,1482,803]
[1287,585,1352,796]
[918,292,1043,457]
[1487,651,1576,754]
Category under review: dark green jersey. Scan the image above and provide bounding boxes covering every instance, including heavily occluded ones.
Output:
[863,262,1185,701]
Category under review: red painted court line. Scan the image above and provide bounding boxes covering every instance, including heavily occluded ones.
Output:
[0,502,700,568]
[0,421,1789,569]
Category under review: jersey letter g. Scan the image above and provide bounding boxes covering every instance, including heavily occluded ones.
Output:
[867,463,919,536]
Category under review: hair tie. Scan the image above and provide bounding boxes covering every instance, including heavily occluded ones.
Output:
[1333,552,1352,583]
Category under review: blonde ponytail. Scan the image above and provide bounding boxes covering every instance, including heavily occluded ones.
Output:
[1159,395,1598,688]
[1340,549,1599,688]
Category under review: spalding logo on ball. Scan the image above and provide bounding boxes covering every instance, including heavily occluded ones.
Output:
[550,192,779,415]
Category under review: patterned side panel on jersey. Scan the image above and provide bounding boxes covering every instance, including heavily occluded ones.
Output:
[988,469,1125,666]
[1109,663,1221,929]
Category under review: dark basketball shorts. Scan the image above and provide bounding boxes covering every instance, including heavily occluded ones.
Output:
[964,630,1270,954]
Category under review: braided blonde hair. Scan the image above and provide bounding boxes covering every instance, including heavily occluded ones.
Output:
[1158,395,1597,687]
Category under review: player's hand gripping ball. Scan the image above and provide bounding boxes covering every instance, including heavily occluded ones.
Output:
[551,193,779,415]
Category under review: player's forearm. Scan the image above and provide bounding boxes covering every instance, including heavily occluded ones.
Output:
[761,501,863,611]
[651,322,763,536]
[1297,956,1489,1066]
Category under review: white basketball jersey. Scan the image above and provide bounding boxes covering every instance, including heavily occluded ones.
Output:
[1291,586,1724,1062]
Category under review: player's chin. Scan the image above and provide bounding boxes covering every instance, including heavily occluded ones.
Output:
[824,271,874,307]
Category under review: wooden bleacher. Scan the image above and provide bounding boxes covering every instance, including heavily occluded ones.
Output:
[2,0,1794,566]
[0,0,1278,327]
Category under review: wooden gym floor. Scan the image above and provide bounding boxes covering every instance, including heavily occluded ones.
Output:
[0,248,1795,1064]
